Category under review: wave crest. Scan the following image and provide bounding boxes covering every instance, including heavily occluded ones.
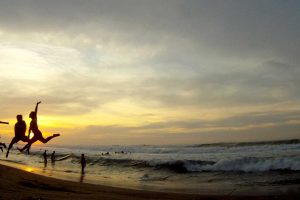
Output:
[185,157,300,172]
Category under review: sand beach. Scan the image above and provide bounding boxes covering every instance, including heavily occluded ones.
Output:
[1,163,299,200]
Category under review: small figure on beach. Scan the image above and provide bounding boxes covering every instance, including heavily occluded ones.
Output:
[51,151,56,163]
[0,121,9,152]
[81,154,86,174]
[43,150,48,166]
[18,101,60,154]
[6,115,29,158]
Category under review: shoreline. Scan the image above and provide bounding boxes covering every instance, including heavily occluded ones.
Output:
[0,163,208,200]
[1,163,300,200]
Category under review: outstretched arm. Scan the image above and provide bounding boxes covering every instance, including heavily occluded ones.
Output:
[35,101,42,114]
[0,121,9,124]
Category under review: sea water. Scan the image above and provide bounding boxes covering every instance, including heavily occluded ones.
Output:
[1,140,300,195]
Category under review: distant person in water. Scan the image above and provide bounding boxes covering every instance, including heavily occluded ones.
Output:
[81,154,86,174]
[0,121,9,152]
[6,115,29,158]
[43,150,48,167]
[18,101,60,154]
[51,151,56,163]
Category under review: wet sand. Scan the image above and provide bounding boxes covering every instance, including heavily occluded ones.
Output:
[0,164,299,200]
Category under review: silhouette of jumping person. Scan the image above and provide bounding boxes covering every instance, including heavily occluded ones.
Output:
[0,121,9,152]
[6,115,29,158]
[18,101,60,154]
[81,154,86,174]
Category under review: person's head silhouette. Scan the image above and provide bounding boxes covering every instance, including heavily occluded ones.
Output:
[16,115,23,122]
[29,111,36,119]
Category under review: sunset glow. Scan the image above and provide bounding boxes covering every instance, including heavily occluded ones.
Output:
[0,0,300,146]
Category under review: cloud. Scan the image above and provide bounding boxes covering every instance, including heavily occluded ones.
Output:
[59,109,300,145]
[76,110,300,136]
[1,0,299,57]
[0,0,300,144]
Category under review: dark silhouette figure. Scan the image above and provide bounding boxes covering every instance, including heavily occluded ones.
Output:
[81,154,86,174]
[18,101,60,154]
[6,115,29,158]
[51,151,56,163]
[0,141,6,152]
[0,121,9,152]
[43,150,48,167]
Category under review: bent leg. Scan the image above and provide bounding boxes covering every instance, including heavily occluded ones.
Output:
[6,137,19,158]
[26,143,33,154]
[18,142,31,152]
[21,130,43,154]
[18,137,37,153]
[39,133,60,144]
[0,142,6,148]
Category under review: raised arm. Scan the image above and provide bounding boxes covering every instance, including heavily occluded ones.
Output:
[35,101,42,114]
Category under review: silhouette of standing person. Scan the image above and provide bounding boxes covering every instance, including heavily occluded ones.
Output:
[43,150,48,167]
[18,101,60,154]
[6,115,29,158]
[81,154,86,174]
[51,151,56,163]
[0,121,9,152]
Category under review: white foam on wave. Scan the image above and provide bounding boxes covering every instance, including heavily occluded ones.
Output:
[185,157,300,172]
[25,142,300,173]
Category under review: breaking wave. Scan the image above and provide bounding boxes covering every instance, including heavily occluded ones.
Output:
[66,155,300,173]
[23,139,300,174]
[184,157,300,172]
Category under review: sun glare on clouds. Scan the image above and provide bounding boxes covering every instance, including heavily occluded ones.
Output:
[0,45,49,80]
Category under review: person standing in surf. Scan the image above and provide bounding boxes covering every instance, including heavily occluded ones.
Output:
[51,151,56,163]
[81,154,86,174]
[18,101,60,154]
[43,150,48,167]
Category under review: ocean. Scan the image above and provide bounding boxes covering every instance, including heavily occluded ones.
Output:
[1,139,300,195]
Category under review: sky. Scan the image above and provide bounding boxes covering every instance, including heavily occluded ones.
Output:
[0,0,300,145]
